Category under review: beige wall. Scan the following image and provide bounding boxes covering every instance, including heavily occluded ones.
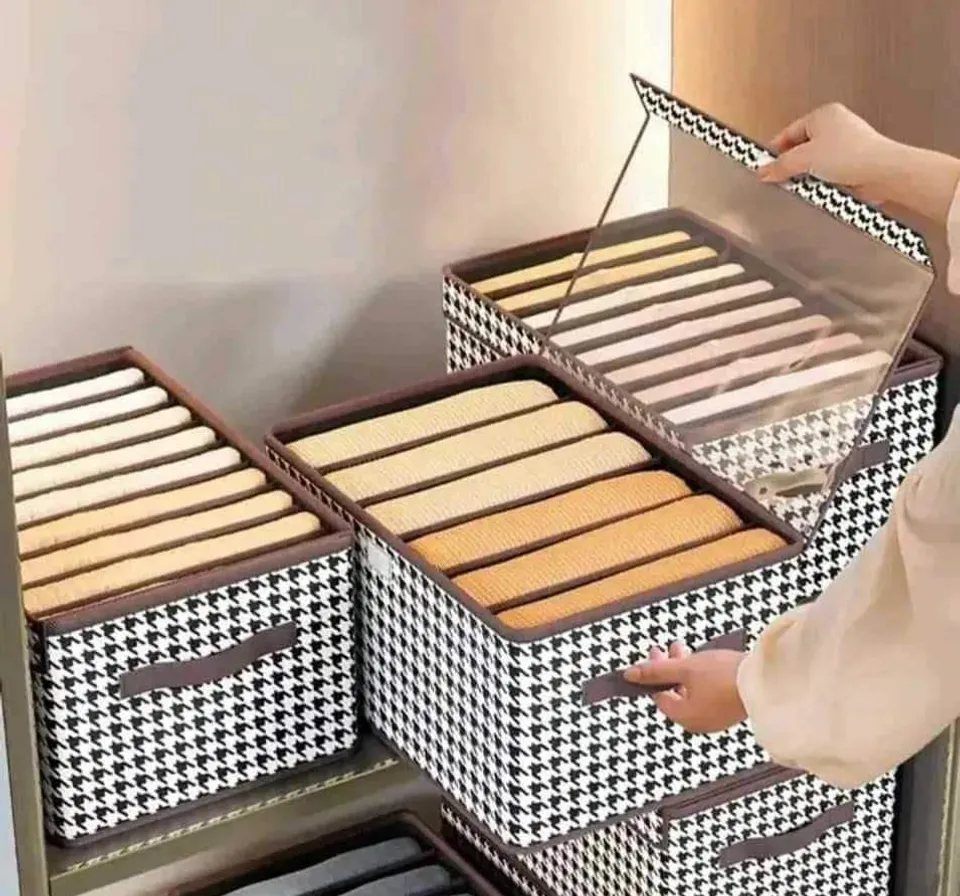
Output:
[2,0,672,437]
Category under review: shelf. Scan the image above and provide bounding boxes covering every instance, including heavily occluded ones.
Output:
[46,735,417,896]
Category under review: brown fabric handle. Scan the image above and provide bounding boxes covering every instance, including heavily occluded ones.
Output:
[717,801,855,868]
[118,621,297,698]
[581,629,746,704]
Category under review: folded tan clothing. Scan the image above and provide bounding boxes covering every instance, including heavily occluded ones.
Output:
[7,368,145,420]
[453,494,743,608]
[8,386,169,445]
[497,529,789,629]
[18,468,268,555]
[22,512,321,617]
[409,471,691,571]
[471,231,690,294]
[15,446,243,528]
[11,406,194,472]
[367,432,651,536]
[288,380,558,470]
[328,402,607,502]
[498,246,717,313]
[13,427,218,499]
[20,491,294,586]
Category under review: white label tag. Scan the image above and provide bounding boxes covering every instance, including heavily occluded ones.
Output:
[364,541,396,582]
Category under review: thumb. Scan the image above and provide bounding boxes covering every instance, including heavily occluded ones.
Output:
[758,143,816,183]
[623,657,687,687]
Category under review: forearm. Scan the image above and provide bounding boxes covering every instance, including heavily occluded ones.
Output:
[878,139,960,225]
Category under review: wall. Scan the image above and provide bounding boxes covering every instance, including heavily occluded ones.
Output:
[3,0,672,437]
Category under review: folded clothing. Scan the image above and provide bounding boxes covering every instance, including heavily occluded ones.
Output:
[409,471,691,572]
[10,406,194,472]
[340,866,452,896]
[472,231,690,294]
[367,432,650,536]
[452,494,743,609]
[18,468,268,555]
[8,386,169,445]
[23,512,321,616]
[499,246,718,313]
[20,491,294,586]
[6,367,145,420]
[288,380,557,470]
[497,529,788,629]
[328,402,607,502]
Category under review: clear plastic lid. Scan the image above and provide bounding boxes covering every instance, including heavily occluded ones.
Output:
[528,76,935,536]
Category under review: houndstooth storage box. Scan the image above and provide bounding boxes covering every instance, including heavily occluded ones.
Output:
[8,348,360,845]
[442,765,897,896]
[264,354,915,852]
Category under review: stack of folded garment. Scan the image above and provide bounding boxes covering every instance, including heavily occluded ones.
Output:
[287,377,787,633]
[10,366,325,618]
[468,222,890,429]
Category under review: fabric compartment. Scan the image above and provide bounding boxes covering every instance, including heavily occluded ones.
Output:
[12,347,359,845]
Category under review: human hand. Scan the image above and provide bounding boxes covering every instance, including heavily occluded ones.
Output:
[623,642,747,734]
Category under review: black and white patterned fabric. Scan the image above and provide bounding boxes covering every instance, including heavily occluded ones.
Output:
[31,551,358,843]
[443,772,896,896]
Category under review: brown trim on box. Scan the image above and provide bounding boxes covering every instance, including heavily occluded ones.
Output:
[7,346,354,631]
[267,355,803,644]
[716,801,855,868]
[658,763,800,820]
[119,621,298,698]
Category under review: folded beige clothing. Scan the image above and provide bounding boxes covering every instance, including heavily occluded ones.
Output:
[498,246,717,313]
[12,427,218,499]
[497,529,789,629]
[18,468,268,555]
[408,471,692,571]
[288,380,558,470]
[11,406,194,472]
[8,386,170,445]
[453,494,743,608]
[471,231,690,294]
[368,432,650,536]
[20,491,294,585]
[15,446,243,528]
[22,512,321,617]
[7,368,145,420]
[328,402,607,502]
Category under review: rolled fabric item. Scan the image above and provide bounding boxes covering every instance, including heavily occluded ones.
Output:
[20,491,294,586]
[666,350,892,425]
[606,315,832,386]
[472,230,690,293]
[578,297,803,367]
[550,279,774,348]
[328,402,608,502]
[339,866,452,896]
[10,406,194,472]
[637,332,864,407]
[453,494,743,609]
[522,262,745,330]
[6,368,145,420]
[221,838,424,896]
[12,426,218,499]
[498,529,788,629]
[367,432,650,536]
[8,386,169,445]
[15,446,243,528]
[409,471,691,572]
[22,512,321,615]
[288,380,557,470]
[499,246,718,313]
[18,468,268,555]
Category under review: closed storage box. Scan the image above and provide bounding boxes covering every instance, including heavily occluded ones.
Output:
[169,811,506,896]
[443,766,896,896]
[264,355,889,851]
[10,348,359,844]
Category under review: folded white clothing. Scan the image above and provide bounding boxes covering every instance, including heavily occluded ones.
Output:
[521,262,745,330]
[577,298,803,367]
[8,387,169,445]
[6,368,145,420]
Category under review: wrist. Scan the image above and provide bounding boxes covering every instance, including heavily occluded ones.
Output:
[878,139,960,224]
